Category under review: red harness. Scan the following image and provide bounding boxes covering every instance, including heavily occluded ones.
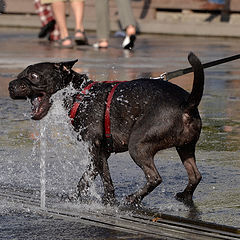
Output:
[69,81,123,149]
[69,82,96,120]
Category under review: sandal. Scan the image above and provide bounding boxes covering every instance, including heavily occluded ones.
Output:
[93,40,108,49]
[58,36,73,49]
[74,30,88,45]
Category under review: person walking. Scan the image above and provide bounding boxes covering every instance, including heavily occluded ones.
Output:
[34,0,60,41]
[41,0,88,48]
[94,0,136,50]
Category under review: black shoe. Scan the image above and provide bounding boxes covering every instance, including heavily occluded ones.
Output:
[0,0,6,13]
[38,20,56,38]
[122,35,136,50]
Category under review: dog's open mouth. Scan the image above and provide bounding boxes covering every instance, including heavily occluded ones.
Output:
[30,92,51,120]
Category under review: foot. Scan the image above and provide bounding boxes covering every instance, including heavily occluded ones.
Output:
[38,20,56,38]
[122,25,136,50]
[122,35,136,50]
[75,30,88,45]
[125,194,142,206]
[60,192,79,203]
[93,40,108,49]
[175,191,193,205]
[102,194,117,206]
[58,36,73,48]
[126,25,136,36]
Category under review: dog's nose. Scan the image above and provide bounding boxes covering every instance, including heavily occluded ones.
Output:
[8,81,16,93]
[9,80,28,91]
[8,80,28,99]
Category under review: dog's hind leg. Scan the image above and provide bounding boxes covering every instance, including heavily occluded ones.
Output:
[176,143,202,204]
[127,143,162,204]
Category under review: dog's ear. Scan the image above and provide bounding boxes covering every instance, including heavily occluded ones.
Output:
[55,59,78,73]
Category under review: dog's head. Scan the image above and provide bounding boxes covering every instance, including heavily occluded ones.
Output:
[9,59,78,120]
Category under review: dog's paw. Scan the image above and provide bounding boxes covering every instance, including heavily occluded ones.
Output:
[60,192,79,203]
[125,194,142,207]
[175,192,193,206]
[102,194,118,206]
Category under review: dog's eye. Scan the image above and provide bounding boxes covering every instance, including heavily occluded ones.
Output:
[30,73,39,82]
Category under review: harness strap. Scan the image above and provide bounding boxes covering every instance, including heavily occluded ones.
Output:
[69,82,96,120]
[104,83,121,138]
[69,81,123,152]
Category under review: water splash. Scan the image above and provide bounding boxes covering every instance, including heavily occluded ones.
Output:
[39,120,46,209]
[36,86,101,208]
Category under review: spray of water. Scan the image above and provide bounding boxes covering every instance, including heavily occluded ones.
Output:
[37,85,101,208]
[39,121,46,209]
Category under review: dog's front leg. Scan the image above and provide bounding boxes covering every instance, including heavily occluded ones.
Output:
[60,161,98,203]
[96,150,116,205]
[77,147,116,205]
[77,161,99,199]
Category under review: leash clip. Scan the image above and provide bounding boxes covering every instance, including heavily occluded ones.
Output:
[150,72,167,81]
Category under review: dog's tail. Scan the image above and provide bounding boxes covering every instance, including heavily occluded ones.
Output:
[185,52,204,111]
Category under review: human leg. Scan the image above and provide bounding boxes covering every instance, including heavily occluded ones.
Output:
[94,0,110,48]
[51,0,72,47]
[115,0,136,49]
[115,0,136,30]
[70,0,88,44]
[71,0,84,32]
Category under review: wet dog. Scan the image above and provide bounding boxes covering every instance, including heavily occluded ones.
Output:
[9,52,204,205]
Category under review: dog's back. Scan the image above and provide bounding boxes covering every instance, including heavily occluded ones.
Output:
[66,52,204,204]
[109,52,204,153]
[111,52,204,204]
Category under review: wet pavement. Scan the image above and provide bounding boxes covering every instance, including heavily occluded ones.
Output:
[0,27,240,238]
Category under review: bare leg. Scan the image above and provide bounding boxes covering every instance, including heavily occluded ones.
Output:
[176,144,202,203]
[71,0,84,36]
[52,1,72,46]
[71,0,88,44]
[126,24,136,36]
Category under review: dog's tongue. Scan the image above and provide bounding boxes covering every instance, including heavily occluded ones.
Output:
[31,96,43,118]
[30,95,51,120]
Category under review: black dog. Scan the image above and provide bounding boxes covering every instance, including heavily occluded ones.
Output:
[9,52,204,205]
